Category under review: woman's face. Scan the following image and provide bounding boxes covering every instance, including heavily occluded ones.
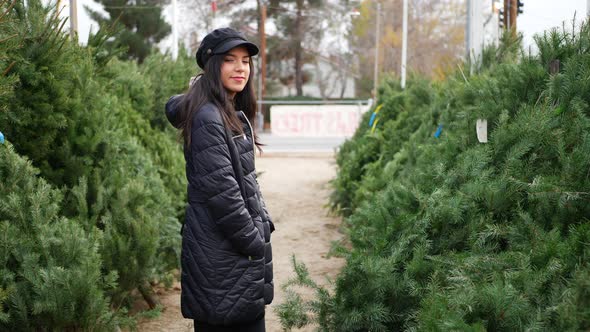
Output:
[220,46,250,98]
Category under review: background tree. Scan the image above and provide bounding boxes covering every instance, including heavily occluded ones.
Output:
[311,0,358,98]
[350,0,465,96]
[223,0,358,98]
[268,0,323,96]
[176,0,245,53]
[86,0,171,62]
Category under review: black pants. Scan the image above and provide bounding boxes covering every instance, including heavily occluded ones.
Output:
[194,317,265,332]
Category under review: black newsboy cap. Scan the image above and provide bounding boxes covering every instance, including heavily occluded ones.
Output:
[196,27,259,69]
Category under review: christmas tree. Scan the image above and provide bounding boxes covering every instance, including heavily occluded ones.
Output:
[0,0,194,326]
[86,0,171,62]
[0,143,117,330]
[279,21,590,331]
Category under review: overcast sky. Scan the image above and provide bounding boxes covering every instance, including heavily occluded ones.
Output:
[71,0,588,53]
[518,0,587,50]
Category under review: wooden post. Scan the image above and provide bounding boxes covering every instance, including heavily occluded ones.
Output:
[509,0,517,34]
[503,0,509,30]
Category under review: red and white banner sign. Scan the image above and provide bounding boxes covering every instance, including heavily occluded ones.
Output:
[270,105,369,137]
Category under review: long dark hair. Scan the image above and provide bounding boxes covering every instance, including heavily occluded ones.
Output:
[178,53,261,149]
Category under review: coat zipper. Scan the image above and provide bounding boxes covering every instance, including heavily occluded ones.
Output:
[239,111,269,234]
[239,111,256,164]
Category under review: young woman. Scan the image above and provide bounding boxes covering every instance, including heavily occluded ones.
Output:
[165,28,274,332]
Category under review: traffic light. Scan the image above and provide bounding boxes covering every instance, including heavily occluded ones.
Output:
[499,8,505,29]
[517,0,524,15]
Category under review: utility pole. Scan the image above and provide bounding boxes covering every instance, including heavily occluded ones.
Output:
[260,4,267,99]
[373,2,381,99]
[465,0,473,59]
[587,0,589,16]
[171,0,178,60]
[69,0,78,38]
[466,0,483,72]
[509,0,517,31]
[503,0,509,29]
[257,1,267,132]
[401,0,408,89]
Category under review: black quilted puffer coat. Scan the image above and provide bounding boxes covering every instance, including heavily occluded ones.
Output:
[165,95,274,326]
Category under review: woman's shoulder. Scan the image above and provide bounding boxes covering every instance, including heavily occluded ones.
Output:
[192,102,223,129]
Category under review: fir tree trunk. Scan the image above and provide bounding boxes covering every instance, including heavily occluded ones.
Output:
[339,57,347,99]
[138,282,161,309]
[294,0,304,96]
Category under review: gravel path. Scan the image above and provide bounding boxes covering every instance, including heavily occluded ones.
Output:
[134,153,345,332]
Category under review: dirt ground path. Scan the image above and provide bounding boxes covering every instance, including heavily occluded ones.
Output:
[136,153,345,332]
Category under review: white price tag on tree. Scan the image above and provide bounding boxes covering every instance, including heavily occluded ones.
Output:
[476,119,488,143]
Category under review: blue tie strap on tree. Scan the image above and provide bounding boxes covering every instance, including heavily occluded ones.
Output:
[368,104,384,127]
[434,124,443,138]
[369,104,384,134]
[369,112,377,127]
[0,131,4,144]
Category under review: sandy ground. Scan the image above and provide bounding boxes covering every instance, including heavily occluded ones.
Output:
[135,153,345,332]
